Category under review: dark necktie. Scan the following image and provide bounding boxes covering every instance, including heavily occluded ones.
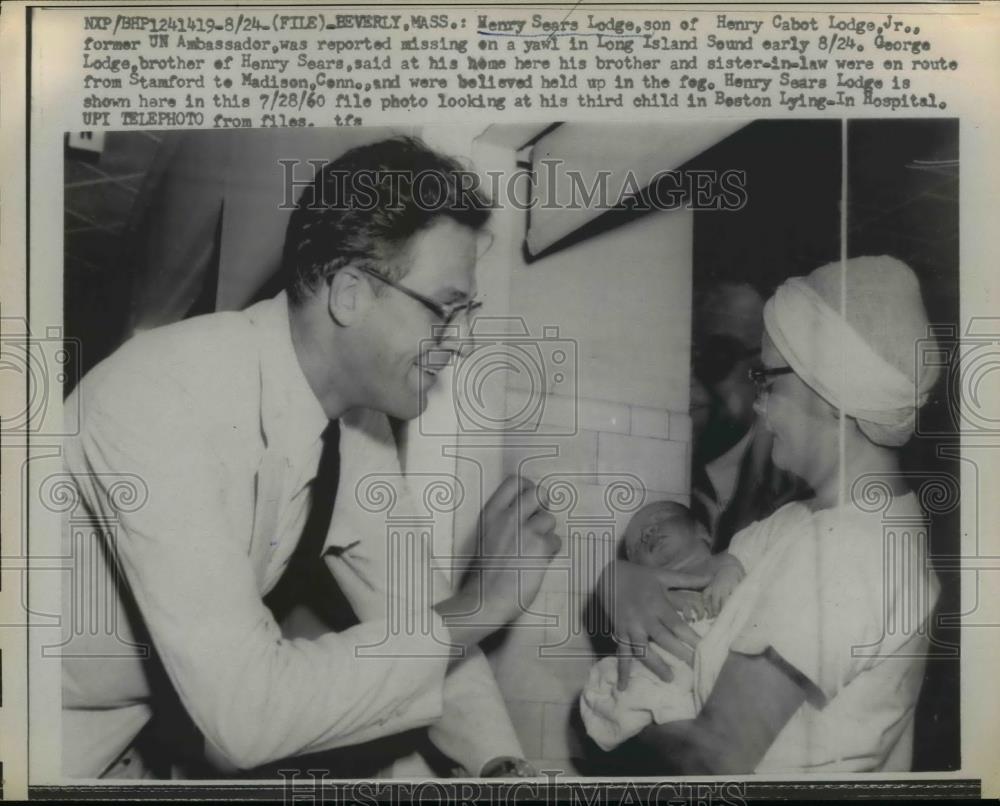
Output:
[689,462,716,540]
[264,419,359,631]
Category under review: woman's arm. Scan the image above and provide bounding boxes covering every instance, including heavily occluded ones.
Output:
[632,649,808,774]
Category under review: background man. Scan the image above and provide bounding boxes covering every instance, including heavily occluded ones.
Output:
[689,282,809,552]
[61,137,559,778]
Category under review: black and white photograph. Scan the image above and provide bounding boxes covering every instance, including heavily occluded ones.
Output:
[50,118,960,783]
[5,1,1000,799]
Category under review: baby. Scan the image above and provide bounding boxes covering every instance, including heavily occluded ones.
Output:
[579,501,745,751]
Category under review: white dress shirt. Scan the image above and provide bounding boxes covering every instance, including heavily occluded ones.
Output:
[60,293,520,778]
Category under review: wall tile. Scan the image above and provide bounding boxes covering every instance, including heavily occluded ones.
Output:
[630,406,670,440]
[508,208,692,412]
[578,397,630,435]
[547,481,647,546]
[542,703,589,760]
[542,591,581,656]
[597,433,688,495]
[559,482,639,522]
[505,388,577,436]
[505,337,580,412]
[502,430,600,485]
[495,606,559,646]
[505,390,631,437]
[536,534,616,601]
[669,411,693,443]
[569,537,616,598]
[542,589,604,659]
[543,655,594,701]
[539,627,599,662]
[489,601,598,707]
[490,642,567,703]
[564,520,617,545]
[538,557,572,595]
[644,490,691,508]
[548,481,609,542]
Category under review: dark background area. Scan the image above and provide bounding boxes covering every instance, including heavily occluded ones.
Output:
[64,131,168,386]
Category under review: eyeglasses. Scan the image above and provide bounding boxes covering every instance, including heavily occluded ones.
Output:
[352,264,483,330]
[692,335,761,385]
[748,365,794,398]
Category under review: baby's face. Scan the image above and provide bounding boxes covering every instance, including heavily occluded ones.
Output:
[624,511,711,570]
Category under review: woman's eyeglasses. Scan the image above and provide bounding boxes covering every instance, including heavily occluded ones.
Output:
[352,264,484,328]
[748,365,794,398]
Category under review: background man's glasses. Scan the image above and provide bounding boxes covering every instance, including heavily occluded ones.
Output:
[748,365,794,398]
[354,264,483,330]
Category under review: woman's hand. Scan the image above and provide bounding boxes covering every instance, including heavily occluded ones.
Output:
[596,560,712,690]
[704,554,746,617]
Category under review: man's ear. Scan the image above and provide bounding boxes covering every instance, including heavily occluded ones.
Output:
[327,267,370,326]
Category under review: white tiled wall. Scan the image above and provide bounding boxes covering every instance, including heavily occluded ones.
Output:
[460,135,694,774]
[489,388,692,772]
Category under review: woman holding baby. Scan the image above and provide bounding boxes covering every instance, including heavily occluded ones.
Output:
[593,256,941,773]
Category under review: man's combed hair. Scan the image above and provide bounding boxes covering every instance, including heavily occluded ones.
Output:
[283,136,492,304]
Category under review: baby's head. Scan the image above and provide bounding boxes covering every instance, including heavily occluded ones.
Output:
[623,501,711,570]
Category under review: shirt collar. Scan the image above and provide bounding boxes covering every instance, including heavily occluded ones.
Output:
[250,292,330,459]
[704,421,756,506]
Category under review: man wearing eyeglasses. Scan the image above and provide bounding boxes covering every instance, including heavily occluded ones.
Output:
[61,136,557,780]
[689,282,809,552]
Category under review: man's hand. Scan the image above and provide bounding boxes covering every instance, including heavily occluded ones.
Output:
[475,475,561,625]
[596,560,712,690]
[437,476,560,648]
